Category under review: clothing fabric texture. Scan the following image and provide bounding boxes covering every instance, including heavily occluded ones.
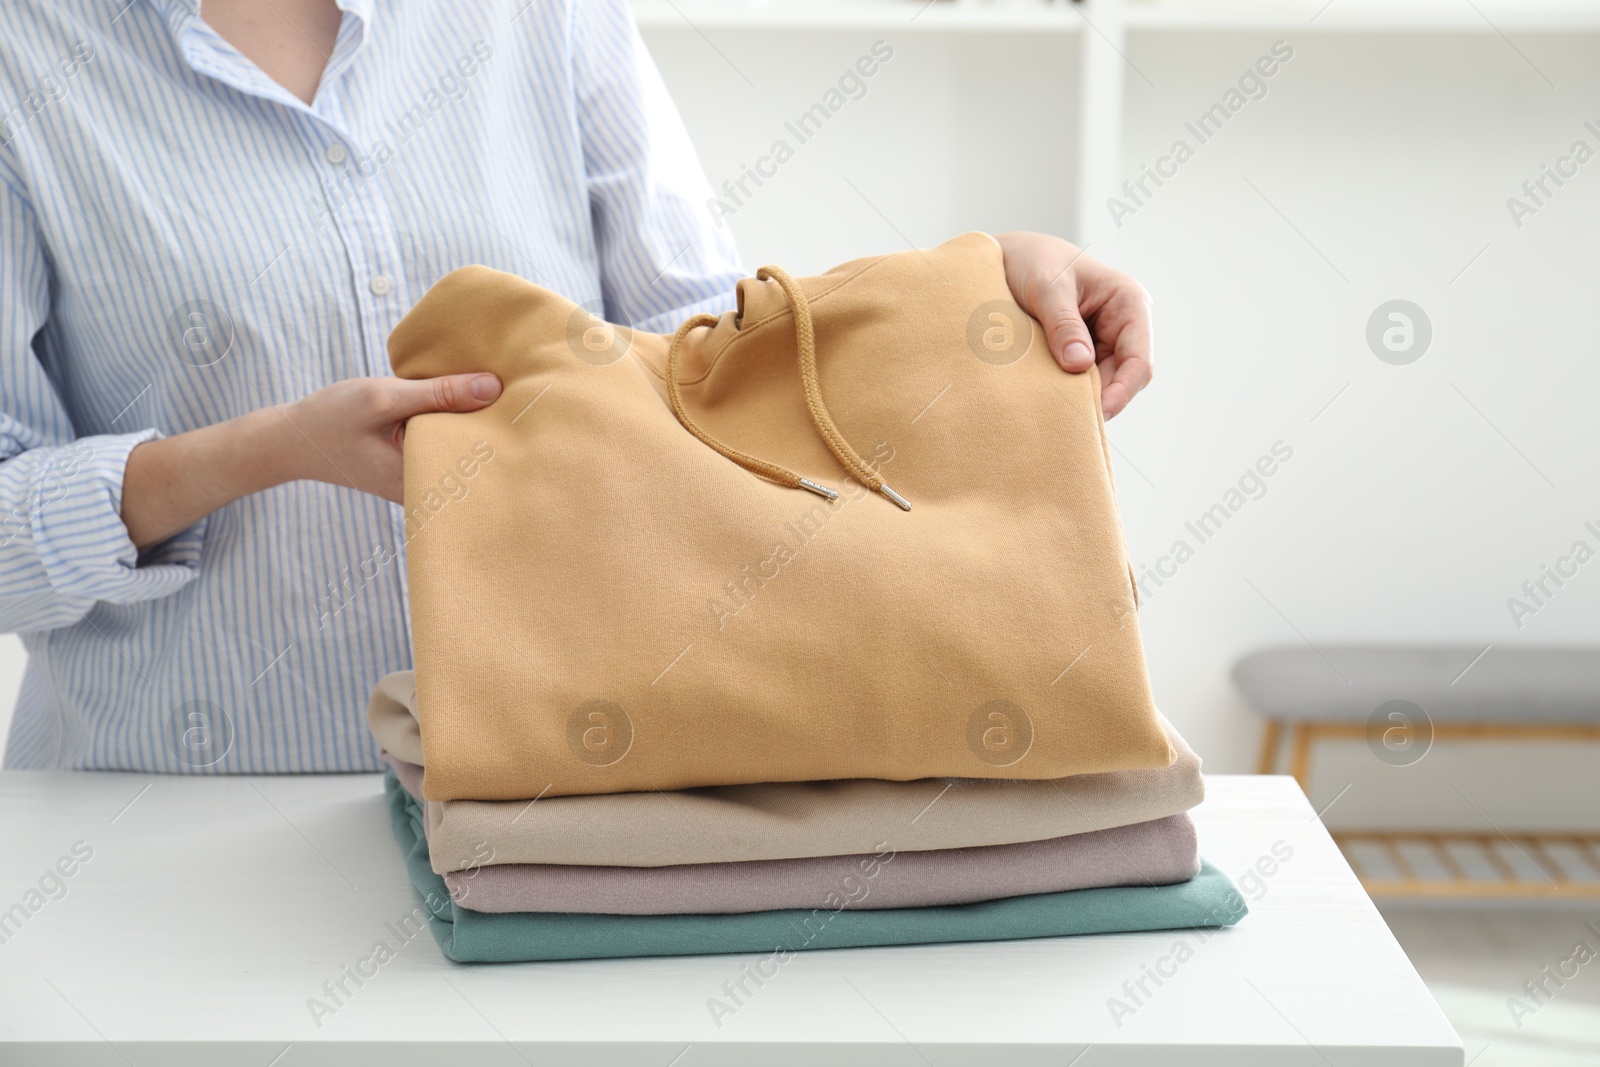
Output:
[0,0,743,773]
[446,816,1199,915]
[383,749,1204,879]
[386,756,1199,914]
[383,771,1246,962]
[371,674,1203,872]
[389,232,1168,802]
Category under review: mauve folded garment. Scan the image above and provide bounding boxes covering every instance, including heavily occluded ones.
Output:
[382,771,1247,962]
[387,759,1199,914]
[368,671,1205,873]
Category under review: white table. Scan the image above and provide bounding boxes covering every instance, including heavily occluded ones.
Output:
[0,772,1460,1066]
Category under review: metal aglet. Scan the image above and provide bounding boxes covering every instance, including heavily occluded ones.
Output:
[878,484,912,512]
[797,477,839,501]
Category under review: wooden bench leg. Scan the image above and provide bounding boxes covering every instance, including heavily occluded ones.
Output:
[1289,723,1315,796]
[1257,718,1283,775]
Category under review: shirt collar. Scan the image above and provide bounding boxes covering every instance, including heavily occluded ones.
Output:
[144,0,374,56]
[143,0,373,113]
[340,0,373,22]
[151,0,371,17]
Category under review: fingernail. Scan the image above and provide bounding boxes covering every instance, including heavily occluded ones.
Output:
[470,374,500,401]
[1064,341,1093,366]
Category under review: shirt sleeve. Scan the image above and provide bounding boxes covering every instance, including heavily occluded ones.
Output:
[568,0,746,334]
[0,162,204,635]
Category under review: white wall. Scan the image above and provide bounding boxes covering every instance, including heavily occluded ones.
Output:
[1108,28,1600,822]
[641,25,1081,274]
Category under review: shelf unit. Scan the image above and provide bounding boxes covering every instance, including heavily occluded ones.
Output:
[1124,0,1600,31]
[635,0,1600,261]
[636,0,1600,33]
[632,0,1089,31]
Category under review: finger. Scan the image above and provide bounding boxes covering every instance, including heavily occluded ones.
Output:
[388,373,502,420]
[1095,283,1154,419]
[1100,351,1153,419]
[1027,270,1096,373]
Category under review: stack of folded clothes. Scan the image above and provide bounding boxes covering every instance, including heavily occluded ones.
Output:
[371,238,1248,963]
[367,673,1246,964]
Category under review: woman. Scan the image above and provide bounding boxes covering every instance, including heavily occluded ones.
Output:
[0,0,1153,772]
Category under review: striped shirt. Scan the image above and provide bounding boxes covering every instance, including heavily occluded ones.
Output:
[1,0,743,771]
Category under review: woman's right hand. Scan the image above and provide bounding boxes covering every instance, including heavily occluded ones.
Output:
[121,372,503,550]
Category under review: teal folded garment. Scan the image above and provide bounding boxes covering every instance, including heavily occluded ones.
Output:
[382,771,1247,964]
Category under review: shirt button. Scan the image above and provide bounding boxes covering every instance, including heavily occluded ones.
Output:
[368,275,393,296]
[325,143,348,165]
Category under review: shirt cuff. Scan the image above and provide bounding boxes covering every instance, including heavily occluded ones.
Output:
[31,430,206,606]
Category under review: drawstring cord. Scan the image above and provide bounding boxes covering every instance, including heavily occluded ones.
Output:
[664,264,911,512]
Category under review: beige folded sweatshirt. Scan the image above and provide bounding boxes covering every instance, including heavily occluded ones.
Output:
[368,671,1204,873]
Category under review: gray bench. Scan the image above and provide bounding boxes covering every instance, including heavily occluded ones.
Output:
[1235,644,1600,724]
[1233,644,1600,898]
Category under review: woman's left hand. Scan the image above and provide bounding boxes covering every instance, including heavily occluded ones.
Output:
[995,231,1153,419]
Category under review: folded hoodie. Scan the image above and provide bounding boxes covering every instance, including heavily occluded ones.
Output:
[387,757,1199,914]
[368,672,1205,873]
[389,235,1173,802]
[383,771,1247,962]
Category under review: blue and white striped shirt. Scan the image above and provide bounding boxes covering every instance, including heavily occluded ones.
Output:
[1,0,743,772]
